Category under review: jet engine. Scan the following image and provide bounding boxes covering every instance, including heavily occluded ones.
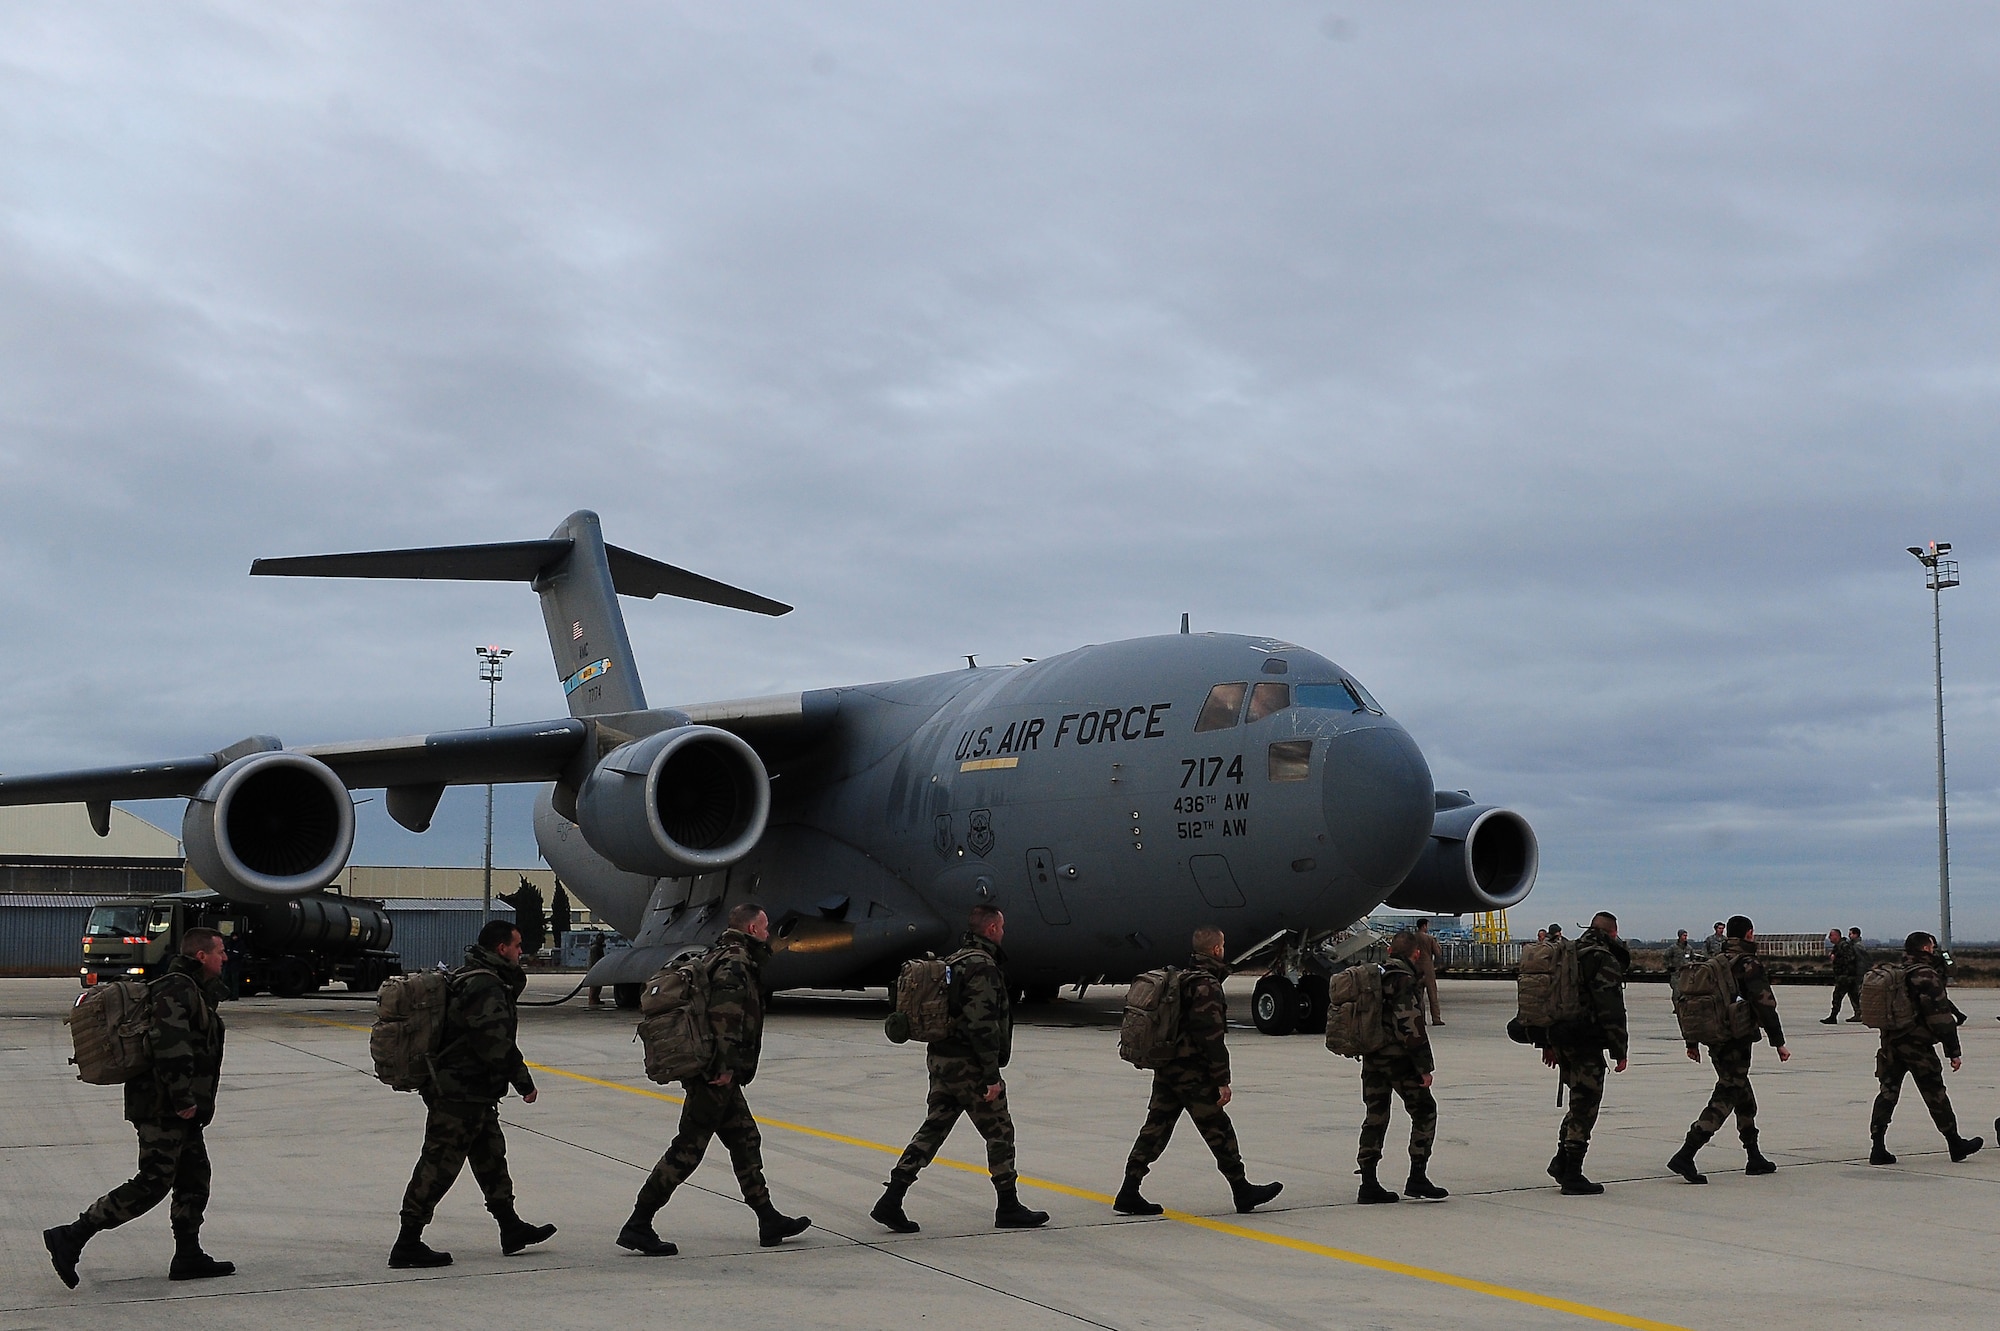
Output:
[1384,797,1538,915]
[182,751,357,901]
[574,725,770,877]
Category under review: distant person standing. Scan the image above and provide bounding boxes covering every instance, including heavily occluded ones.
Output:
[1847,929,1869,1021]
[1664,930,1697,1001]
[1667,916,1789,1184]
[586,931,607,1010]
[1703,922,1727,957]
[1869,932,1981,1165]
[1823,928,1861,1024]
[1413,918,1444,1025]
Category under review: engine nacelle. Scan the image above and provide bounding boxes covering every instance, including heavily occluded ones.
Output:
[1384,800,1538,915]
[182,752,356,902]
[575,725,770,877]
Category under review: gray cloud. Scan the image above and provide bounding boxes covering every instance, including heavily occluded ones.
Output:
[3,2,1997,936]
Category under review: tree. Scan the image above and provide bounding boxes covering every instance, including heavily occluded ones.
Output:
[551,882,573,942]
[499,877,547,954]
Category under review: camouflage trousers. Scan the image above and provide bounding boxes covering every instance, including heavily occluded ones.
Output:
[1829,979,1862,1019]
[1556,1049,1605,1146]
[639,1081,769,1208]
[400,1096,514,1226]
[1690,1041,1759,1143]
[1358,1050,1436,1166]
[82,1118,210,1233]
[1124,1067,1244,1182]
[890,1054,1016,1189]
[1871,1035,1958,1139]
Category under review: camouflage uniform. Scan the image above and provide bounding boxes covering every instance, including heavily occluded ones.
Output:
[1124,954,1246,1183]
[1870,958,1963,1141]
[1685,939,1786,1148]
[891,932,1018,1188]
[1827,937,1862,1020]
[635,930,774,1209]
[1358,956,1436,1167]
[399,944,537,1226]
[1663,939,1696,1000]
[80,955,227,1235]
[1553,927,1629,1148]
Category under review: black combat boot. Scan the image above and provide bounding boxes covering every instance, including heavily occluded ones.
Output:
[616,1185,677,1257]
[168,1225,236,1281]
[388,1220,453,1269]
[1355,1162,1399,1204]
[754,1201,811,1247]
[43,1215,98,1289]
[1667,1130,1708,1184]
[492,1203,557,1256]
[1819,1014,1839,1025]
[1743,1133,1776,1175]
[1558,1143,1604,1195]
[1112,1177,1163,1216]
[1546,1150,1565,1182]
[1229,1177,1283,1213]
[871,1179,921,1234]
[993,1184,1050,1228]
[1868,1132,1896,1166]
[1948,1133,1984,1163]
[1403,1163,1449,1200]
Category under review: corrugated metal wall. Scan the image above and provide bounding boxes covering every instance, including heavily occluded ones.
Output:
[378,900,516,972]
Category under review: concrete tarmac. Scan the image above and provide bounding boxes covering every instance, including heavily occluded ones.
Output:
[4,974,1999,1330]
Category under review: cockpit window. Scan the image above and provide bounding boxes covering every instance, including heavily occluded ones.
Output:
[1268,740,1313,781]
[1194,683,1247,733]
[1345,677,1383,713]
[1296,682,1362,712]
[1246,682,1290,723]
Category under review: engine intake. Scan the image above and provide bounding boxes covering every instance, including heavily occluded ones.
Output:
[1385,802,1538,915]
[575,725,770,877]
[183,752,356,901]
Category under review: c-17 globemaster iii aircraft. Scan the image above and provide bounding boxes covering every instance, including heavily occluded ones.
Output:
[0,511,1537,1031]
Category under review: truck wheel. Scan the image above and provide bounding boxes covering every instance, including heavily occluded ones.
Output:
[1252,976,1296,1036]
[613,983,642,1010]
[270,958,314,998]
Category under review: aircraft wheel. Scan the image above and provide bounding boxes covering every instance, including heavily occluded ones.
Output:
[1295,974,1329,1034]
[613,982,643,1010]
[1251,975,1296,1036]
[1021,983,1060,1005]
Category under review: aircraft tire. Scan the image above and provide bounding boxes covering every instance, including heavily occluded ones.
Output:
[614,983,643,1010]
[1251,976,1296,1036]
[1295,974,1329,1035]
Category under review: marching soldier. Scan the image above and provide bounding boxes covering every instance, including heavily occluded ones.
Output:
[1668,915,1789,1184]
[872,905,1050,1232]
[1355,930,1446,1203]
[1870,932,1981,1165]
[390,920,557,1268]
[1542,911,1629,1195]
[617,903,810,1255]
[1112,926,1282,1216]
[45,929,234,1288]
[1822,928,1861,1024]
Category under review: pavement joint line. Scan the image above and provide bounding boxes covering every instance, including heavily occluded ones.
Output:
[292,1013,1693,1329]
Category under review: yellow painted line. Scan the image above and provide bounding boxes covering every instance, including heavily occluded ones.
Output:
[289,1015,1691,1331]
[958,756,1019,772]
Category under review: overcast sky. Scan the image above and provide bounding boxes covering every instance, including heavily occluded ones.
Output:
[4,3,1997,939]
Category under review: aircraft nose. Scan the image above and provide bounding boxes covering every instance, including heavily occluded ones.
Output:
[1321,725,1435,890]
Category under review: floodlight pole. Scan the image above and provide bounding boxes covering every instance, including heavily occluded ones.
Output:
[1907,544,1958,950]
[476,645,513,915]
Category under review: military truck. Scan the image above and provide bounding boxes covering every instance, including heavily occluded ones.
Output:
[80,889,400,997]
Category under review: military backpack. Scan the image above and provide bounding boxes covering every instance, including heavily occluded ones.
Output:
[636,952,719,1084]
[65,978,157,1085]
[1323,963,1389,1058]
[1512,939,1585,1043]
[1118,967,1187,1069]
[370,968,459,1092]
[886,948,987,1045]
[1673,953,1758,1046]
[1859,961,1921,1034]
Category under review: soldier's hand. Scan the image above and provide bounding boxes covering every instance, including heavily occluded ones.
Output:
[1951,1056,1963,1072]
[1541,1049,1557,1068]
[710,1070,734,1088]
[1420,1073,1433,1089]
[523,1089,539,1104]
[1776,1046,1791,1062]
[983,1081,1003,1102]
[1686,1046,1701,1063]
[1613,1058,1628,1073]
[1217,1085,1232,1106]
[176,1105,198,1120]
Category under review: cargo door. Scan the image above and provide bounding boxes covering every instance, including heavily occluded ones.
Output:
[1187,854,1245,909]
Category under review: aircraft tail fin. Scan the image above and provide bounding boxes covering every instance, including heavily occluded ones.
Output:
[251,510,790,720]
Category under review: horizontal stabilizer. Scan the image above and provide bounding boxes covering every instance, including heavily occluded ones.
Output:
[252,538,790,616]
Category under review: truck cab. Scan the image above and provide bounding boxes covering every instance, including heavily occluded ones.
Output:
[79,890,400,997]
